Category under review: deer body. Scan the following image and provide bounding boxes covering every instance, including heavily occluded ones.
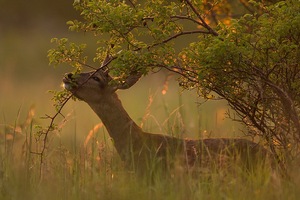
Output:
[63,70,266,172]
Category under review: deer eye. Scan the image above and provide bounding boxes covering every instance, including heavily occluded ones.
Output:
[92,76,100,82]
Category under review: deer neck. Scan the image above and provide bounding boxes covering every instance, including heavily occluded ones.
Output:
[87,93,142,153]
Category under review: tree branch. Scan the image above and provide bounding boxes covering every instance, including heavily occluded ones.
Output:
[170,15,204,26]
[184,0,219,36]
[147,30,211,50]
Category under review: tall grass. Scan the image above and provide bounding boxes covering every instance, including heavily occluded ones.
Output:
[1,97,300,200]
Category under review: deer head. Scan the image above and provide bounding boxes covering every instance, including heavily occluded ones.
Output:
[63,69,141,103]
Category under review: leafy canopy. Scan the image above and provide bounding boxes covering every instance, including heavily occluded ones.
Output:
[48,0,223,77]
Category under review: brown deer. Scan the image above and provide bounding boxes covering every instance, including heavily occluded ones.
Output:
[63,69,267,173]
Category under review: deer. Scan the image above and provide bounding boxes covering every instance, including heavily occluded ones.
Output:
[62,68,268,174]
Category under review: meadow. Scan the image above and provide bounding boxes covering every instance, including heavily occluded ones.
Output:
[1,7,300,200]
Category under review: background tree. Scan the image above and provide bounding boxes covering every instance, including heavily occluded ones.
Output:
[48,0,300,172]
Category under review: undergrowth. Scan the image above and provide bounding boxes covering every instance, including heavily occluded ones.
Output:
[0,103,299,200]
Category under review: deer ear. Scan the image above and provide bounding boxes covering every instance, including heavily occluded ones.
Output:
[110,73,142,92]
[103,70,113,83]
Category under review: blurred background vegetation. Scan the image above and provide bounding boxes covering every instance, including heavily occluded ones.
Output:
[0,0,242,151]
[0,0,76,113]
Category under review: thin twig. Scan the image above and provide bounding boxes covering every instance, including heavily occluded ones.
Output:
[151,30,211,47]
[184,0,219,36]
[132,30,211,52]
[35,54,115,180]
[170,15,204,26]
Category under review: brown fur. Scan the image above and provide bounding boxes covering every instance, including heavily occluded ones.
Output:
[63,70,267,172]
